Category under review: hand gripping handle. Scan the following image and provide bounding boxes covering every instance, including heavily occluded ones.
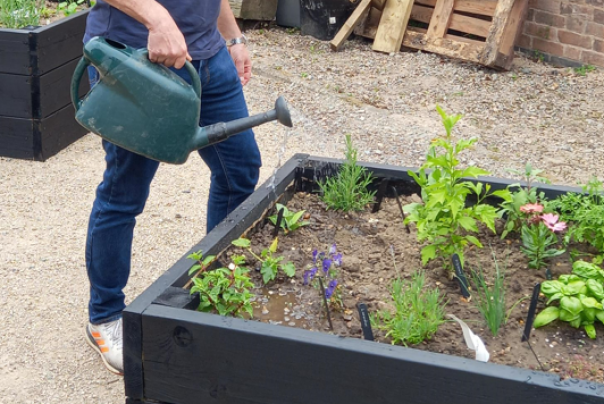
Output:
[140,50,201,99]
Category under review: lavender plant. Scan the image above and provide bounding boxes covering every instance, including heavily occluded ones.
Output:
[232,237,296,284]
[303,244,343,309]
[319,134,376,212]
[372,270,447,346]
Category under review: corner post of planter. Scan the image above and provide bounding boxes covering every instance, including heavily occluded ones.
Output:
[123,305,144,400]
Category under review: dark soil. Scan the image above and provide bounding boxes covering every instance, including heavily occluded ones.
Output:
[222,192,604,384]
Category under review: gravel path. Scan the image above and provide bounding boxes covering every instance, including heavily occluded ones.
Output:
[1,27,603,403]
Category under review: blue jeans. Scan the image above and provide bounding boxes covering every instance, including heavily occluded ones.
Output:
[85,46,261,324]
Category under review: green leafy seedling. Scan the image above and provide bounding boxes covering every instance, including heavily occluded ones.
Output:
[268,203,309,235]
[188,252,254,318]
[232,237,296,284]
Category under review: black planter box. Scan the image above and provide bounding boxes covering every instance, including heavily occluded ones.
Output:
[123,154,604,404]
[0,10,90,161]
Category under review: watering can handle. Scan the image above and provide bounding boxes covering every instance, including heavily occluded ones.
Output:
[70,52,201,112]
[71,56,91,111]
[139,51,202,100]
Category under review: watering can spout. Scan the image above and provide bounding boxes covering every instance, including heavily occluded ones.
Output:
[193,96,293,150]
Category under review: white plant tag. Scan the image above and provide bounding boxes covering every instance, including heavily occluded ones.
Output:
[447,314,490,362]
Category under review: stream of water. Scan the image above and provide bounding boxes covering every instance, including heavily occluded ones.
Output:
[265,105,311,192]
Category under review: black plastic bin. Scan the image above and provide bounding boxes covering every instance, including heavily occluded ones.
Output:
[300,0,360,41]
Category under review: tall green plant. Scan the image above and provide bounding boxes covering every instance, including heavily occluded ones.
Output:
[319,134,376,211]
[0,0,40,28]
[404,106,511,269]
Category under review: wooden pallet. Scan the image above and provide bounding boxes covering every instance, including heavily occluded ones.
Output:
[354,0,528,70]
[228,0,278,20]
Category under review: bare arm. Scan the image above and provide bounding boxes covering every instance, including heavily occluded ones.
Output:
[216,0,242,41]
[101,0,191,68]
[217,0,252,86]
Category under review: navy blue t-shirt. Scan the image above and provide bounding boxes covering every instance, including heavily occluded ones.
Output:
[84,0,224,60]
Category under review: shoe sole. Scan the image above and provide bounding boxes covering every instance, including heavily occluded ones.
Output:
[85,326,124,376]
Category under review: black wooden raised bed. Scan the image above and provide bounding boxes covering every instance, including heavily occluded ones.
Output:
[123,154,604,404]
[0,10,90,161]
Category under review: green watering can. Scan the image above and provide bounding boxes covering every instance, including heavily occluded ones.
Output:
[71,36,292,164]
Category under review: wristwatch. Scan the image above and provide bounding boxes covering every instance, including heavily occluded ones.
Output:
[226,34,248,47]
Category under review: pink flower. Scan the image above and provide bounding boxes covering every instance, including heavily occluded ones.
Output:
[520,203,544,214]
[541,213,567,233]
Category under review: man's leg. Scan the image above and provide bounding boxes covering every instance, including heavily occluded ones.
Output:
[85,140,160,374]
[173,49,262,232]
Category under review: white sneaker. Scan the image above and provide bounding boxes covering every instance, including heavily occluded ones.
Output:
[85,318,123,375]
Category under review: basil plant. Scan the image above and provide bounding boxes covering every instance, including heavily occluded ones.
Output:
[534,261,604,339]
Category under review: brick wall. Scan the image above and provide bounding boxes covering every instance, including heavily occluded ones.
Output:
[519,0,604,67]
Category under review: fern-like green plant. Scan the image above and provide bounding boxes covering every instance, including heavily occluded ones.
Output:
[319,134,376,211]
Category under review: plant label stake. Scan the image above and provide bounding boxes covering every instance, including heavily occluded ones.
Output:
[372,179,390,213]
[356,302,374,341]
[452,254,471,299]
[272,206,285,237]
[522,283,546,372]
[318,277,334,332]
[522,283,541,342]
[391,186,411,234]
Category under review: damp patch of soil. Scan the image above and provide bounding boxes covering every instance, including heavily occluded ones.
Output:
[221,192,604,384]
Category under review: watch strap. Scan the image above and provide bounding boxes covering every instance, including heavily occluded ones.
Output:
[227,35,247,46]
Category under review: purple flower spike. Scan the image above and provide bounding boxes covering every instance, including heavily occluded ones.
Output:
[332,253,343,267]
[329,243,337,255]
[312,249,318,263]
[322,259,332,274]
[325,279,338,299]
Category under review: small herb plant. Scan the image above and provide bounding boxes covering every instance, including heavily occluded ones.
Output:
[518,203,566,270]
[187,251,254,318]
[58,0,85,16]
[550,176,604,259]
[498,163,550,239]
[0,0,41,28]
[534,260,604,339]
[469,252,526,336]
[268,203,309,235]
[303,244,343,309]
[573,65,597,76]
[319,134,376,211]
[404,106,512,269]
[232,237,296,284]
[372,270,447,346]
